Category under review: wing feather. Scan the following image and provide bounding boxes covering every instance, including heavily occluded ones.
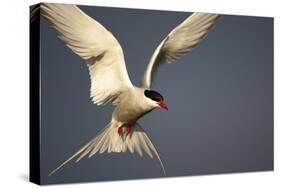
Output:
[41,3,133,105]
[141,13,221,88]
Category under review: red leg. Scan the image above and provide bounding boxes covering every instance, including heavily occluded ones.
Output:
[117,124,133,138]
[125,126,132,136]
[118,126,122,136]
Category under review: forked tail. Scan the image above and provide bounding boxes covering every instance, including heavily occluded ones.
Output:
[49,122,165,176]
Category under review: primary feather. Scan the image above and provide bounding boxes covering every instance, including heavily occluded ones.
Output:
[41,3,133,105]
[141,13,221,88]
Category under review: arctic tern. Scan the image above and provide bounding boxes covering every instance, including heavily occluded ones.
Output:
[41,3,221,176]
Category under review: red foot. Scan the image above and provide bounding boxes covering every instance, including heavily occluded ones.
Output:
[125,127,131,135]
[118,127,122,136]
[118,124,132,137]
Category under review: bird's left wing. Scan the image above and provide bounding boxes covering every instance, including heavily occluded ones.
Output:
[41,3,133,105]
[141,13,221,89]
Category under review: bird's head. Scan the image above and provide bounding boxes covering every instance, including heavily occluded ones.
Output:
[144,90,168,111]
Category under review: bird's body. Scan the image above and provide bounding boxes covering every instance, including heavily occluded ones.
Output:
[41,3,221,176]
[112,87,153,124]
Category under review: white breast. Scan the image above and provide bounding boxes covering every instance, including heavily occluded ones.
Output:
[112,87,155,125]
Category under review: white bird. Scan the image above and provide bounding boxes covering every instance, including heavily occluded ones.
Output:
[41,3,221,176]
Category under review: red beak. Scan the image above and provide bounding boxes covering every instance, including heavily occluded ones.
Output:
[158,101,168,111]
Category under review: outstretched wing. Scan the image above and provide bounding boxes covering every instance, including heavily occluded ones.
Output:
[141,13,221,89]
[41,3,133,105]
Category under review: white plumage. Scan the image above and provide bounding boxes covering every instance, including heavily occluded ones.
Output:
[42,4,133,106]
[141,13,221,88]
[41,3,221,176]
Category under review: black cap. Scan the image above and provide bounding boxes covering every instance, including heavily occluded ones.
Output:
[144,90,164,102]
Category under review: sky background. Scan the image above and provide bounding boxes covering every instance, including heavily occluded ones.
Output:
[39,4,273,185]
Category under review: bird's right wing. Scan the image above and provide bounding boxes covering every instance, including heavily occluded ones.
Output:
[41,3,133,105]
[141,13,221,89]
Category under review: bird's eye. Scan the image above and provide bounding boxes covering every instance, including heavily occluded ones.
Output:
[144,90,163,102]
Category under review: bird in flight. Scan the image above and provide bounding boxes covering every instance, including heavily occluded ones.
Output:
[41,3,221,176]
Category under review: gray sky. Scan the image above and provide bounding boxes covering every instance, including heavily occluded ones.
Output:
[39,4,273,185]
